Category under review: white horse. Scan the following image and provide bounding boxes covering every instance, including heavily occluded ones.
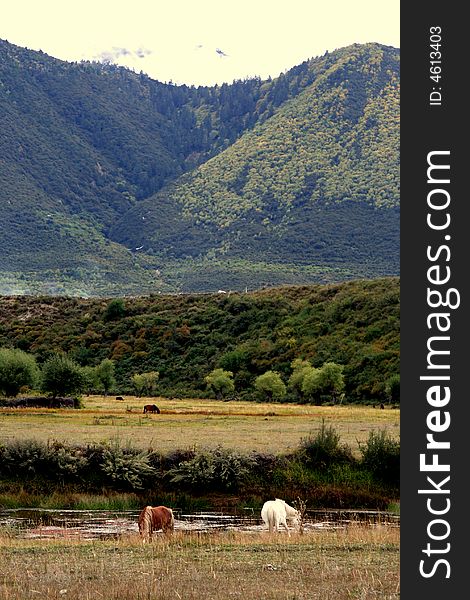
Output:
[261,498,300,535]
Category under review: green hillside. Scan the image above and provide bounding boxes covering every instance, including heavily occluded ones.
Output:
[110,44,399,287]
[0,277,399,403]
[0,40,399,295]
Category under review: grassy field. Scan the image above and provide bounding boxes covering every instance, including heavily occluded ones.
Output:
[0,396,399,456]
[0,526,399,600]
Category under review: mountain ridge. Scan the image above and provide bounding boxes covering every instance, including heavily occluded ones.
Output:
[0,40,399,295]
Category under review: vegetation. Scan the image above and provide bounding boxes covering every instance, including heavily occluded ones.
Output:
[254,370,286,401]
[0,347,39,396]
[0,278,399,403]
[204,368,235,399]
[40,354,85,399]
[0,396,399,456]
[0,422,399,506]
[1,40,399,295]
[0,528,400,600]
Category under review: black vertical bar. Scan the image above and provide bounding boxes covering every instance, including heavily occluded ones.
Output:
[401,2,466,597]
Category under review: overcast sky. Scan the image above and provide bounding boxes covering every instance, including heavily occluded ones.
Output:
[1,1,400,86]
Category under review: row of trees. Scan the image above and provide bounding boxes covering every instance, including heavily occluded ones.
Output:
[0,346,399,405]
[0,347,160,400]
[204,359,346,404]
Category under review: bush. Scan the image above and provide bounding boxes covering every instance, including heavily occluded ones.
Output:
[204,368,235,399]
[99,440,157,491]
[385,374,400,404]
[302,362,345,404]
[103,298,126,321]
[359,429,400,486]
[168,446,255,492]
[298,420,354,468]
[0,439,50,478]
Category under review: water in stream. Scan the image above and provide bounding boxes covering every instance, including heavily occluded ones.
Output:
[0,508,399,540]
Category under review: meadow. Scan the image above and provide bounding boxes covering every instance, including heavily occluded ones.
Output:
[0,395,399,456]
[0,526,400,600]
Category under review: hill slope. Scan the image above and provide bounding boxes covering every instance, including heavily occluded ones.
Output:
[0,40,399,295]
[0,277,399,403]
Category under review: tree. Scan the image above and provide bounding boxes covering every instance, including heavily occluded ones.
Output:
[40,354,85,399]
[95,359,116,397]
[254,370,286,401]
[0,348,40,397]
[288,358,315,401]
[204,368,235,399]
[142,371,159,396]
[103,298,126,322]
[302,362,344,404]
[131,371,159,397]
[385,374,400,404]
[131,373,146,397]
[81,365,98,396]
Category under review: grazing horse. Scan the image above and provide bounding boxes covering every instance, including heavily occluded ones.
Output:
[138,505,174,541]
[143,404,160,414]
[261,498,300,535]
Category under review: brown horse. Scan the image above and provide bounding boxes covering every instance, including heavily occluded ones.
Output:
[138,505,174,541]
[143,404,160,414]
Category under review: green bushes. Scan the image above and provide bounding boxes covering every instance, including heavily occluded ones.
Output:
[168,446,255,492]
[297,420,354,468]
[359,429,400,485]
[0,278,400,404]
[40,354,85,398]
[99,440,156,490]
[0,426,399,507]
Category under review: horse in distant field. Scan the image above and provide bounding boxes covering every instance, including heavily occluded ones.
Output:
[138,505,174,541]
[115,396,124,401]
[261,498,300,535]
[143,404,160,414]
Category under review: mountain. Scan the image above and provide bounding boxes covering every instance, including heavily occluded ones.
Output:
[0,40,399,295]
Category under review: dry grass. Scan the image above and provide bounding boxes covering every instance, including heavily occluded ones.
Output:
[0,396,399,456]
[0,525,399,599]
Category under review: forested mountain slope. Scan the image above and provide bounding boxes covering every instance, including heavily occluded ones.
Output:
[0,40,399,295]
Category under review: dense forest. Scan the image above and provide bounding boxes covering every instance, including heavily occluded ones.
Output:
[0,278,399,404]
[0,40,399,295]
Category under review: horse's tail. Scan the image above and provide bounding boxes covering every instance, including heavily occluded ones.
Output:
[169,508,175,530]
[138,506,153,541]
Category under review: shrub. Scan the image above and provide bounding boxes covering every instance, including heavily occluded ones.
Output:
[359,429,400,486]
[0,439,50,478]
[204,368,235,399]
[385,374,400,404]
[298,420,354,468]
[302,362,345,404]
[168,446,254,492]
[99,440,157,491]
[103,298,126,321]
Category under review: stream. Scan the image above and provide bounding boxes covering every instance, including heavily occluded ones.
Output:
[0,508,399,540]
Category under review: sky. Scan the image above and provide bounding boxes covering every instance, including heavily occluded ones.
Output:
[1,1,400,86]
